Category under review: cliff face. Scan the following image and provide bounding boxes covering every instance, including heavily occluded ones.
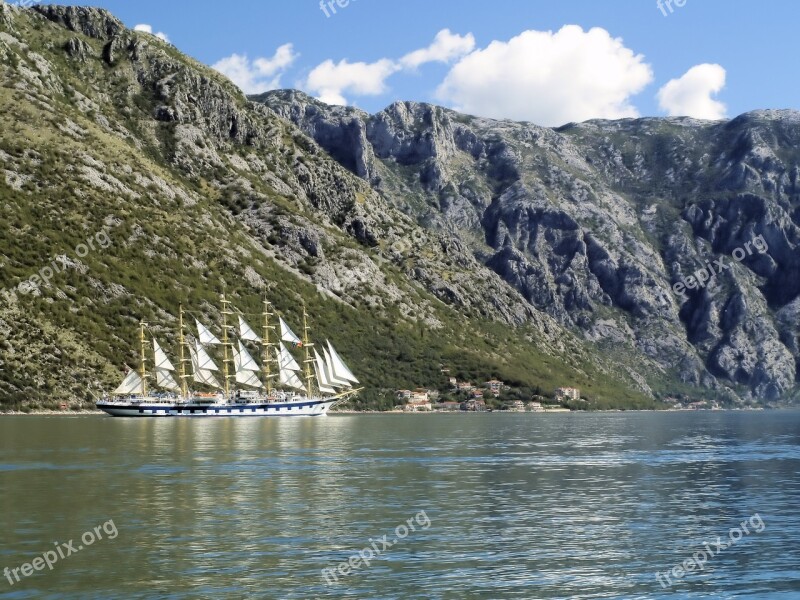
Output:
[1,4,660,409]
[258,91,800,402]
[1,3,796,407]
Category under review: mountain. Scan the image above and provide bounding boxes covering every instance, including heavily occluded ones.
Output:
[256,91,800,405]
[0,3,657,410]
[0,4,793,410]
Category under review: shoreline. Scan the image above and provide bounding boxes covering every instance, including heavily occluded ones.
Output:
[0,409,102,416]
[0,407,780,416]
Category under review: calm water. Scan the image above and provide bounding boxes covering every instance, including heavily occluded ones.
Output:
[0,412,798,599]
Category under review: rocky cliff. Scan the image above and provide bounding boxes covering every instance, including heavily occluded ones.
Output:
[0,4,663,409]
[258,90,800,403]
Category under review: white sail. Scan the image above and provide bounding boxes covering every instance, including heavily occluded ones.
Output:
[313,350,336,394]
[194,368,222,389]
[327,341,359,384]
[232,344,241,371]
[153,339,176,371]
[237,340,260,372]
[313,349,332,386]
[189,343,222,389]
[275,341,304,389]
[236,369,264,388]
[196,319,220,345]
[238,315,261,342]
[276,343,301,372]
[156,368,181,393]
[194,341,219,371]
[232,343,263,388]
[153,339,180,392]
[279,366,306,390]
[279,317,301,345]
[315,348,345,389]
[113,369,144,395]
[323,346,351,388]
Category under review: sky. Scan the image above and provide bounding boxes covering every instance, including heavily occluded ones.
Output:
[42,0,800,126]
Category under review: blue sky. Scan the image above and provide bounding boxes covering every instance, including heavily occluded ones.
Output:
[46,0,800,126]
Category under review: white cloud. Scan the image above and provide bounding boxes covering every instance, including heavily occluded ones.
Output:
[656,63,727,120]
[304,58,400,106]
[133,24,169,43]
[212,44,298,95]
[400,29,475,70]
[303,29,473,106]
[435,25,654,126]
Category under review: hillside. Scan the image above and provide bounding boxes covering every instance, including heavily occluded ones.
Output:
[257,91,800,406]
[0,4,660,410]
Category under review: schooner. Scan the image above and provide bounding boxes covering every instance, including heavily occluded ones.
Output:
[96,295,361,417]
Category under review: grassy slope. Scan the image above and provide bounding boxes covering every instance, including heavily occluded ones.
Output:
[0,7,656,410]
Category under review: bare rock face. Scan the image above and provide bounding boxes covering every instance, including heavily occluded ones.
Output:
[64,37,93,61]
[3,4,796,405]
[33,5,123,40]
[258,91,800,402]
[254,90,379,183]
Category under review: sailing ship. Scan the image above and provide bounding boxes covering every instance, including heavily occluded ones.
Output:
[96,296,361,417]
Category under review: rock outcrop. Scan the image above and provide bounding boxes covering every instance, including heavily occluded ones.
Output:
[259,92,800,402]
[1,4,795,406]
[4,5,644,408]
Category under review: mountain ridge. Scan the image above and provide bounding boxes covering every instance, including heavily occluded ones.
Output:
[0,3,665,410]
[256,89,800,404]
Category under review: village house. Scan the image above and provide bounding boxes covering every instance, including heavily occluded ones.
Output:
[461,399,487,412]
[555,387,580,401]
[405,398,432,412]
[484,379,504,396]
[411,388,430,403]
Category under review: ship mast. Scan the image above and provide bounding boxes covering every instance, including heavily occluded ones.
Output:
[221,294,233,398]
[302,303,314,398]
[262,296,275,392]
[178,304,189,399]
[139,320,148,397]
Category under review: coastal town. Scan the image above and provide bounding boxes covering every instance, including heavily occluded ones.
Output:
[392,376,578,413]
[385,372,726,413]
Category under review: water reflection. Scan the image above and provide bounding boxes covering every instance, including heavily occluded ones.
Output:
[0,412,798,599]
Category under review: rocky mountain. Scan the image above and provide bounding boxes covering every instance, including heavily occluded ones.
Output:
[0,3,659,410]
[0,3,793,410]
[257,91,800,404]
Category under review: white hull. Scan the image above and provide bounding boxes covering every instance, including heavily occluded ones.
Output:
[96,398,337,417]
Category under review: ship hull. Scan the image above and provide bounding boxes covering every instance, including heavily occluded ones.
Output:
[96,398,336,418]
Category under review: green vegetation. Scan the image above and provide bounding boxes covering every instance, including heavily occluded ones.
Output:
[0,6,655,411]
